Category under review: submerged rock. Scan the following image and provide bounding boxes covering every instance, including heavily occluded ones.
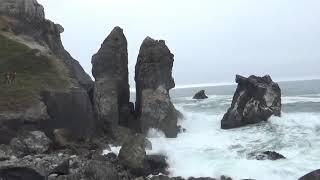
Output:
[299,169,320,180]
[247,151,285,161]
[92,26,132,132]
[193,90,208,99]
[221,75,281,129]
[135,37,178,137]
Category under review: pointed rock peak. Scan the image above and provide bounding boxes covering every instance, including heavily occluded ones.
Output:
[102,26,127,47]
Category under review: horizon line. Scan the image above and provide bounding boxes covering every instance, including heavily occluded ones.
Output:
[129,76,320,92]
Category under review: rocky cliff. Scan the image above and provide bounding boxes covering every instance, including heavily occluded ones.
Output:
[0,0,93,90]
[135,37,178,138]
[0,0,94,143]
[221,75,281,129]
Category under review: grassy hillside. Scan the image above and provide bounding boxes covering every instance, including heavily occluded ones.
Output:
[0,34,70,111]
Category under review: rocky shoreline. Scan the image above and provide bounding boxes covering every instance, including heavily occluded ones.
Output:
[0,0,318,180]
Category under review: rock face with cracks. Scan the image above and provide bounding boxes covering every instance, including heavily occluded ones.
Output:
[135,37,178,137]
[221,75,281,129]
[92,26,131,133]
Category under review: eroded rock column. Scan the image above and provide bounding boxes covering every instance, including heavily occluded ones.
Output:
[135,37,178,137]
[92,27,130,132]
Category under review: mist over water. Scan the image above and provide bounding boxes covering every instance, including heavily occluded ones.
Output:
[146,79,320,180]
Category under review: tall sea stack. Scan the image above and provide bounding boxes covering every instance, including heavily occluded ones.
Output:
[135,37,178,137]
[92,27,131,132]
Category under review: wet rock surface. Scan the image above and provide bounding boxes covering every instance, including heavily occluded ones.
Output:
[135,37,178,137]
[221,75,281,129]
[248,151,286,161]
[299,169,320,180]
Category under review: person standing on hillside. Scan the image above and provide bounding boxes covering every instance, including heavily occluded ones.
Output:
[3,72,10,84]
[10,72,16,84]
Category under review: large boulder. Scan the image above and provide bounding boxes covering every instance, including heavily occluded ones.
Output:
[135,37,178,137]
[221,75,281,129]
[10,131,51,154]
[193,90,208,99]
[92,26,131,132]
[41,89,95,140]
[299,169,320,180]
[118,134,148,176]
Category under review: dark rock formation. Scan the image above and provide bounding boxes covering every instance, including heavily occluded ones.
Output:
[247,151,285,161]
[49,159,69,176]
[193,90,208,99]
[135,37,178,137]
[92,26,132,132]
[0,167,45,180]
[146,154,169,175]
[221,75,281,129]
[41,89,95,140]
[299,169,320,180]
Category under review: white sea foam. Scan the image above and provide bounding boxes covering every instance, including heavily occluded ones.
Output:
[102,145,122,155]
[147,99,320,180]
[282,96,320,104]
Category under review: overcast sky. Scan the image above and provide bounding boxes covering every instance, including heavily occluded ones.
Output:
[38,0,320,87]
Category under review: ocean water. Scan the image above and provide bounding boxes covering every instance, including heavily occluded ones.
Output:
[145,79,320,180]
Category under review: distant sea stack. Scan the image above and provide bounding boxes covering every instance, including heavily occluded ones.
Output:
[221,75,281,129]
[193,90,209,99]
[135,37,179,137]
[91,27,133,133]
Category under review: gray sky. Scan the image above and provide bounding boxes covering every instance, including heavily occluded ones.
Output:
[38,0,320,87]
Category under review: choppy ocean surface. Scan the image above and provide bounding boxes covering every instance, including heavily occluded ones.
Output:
[112,79,320,179]
[145,79,320,180]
